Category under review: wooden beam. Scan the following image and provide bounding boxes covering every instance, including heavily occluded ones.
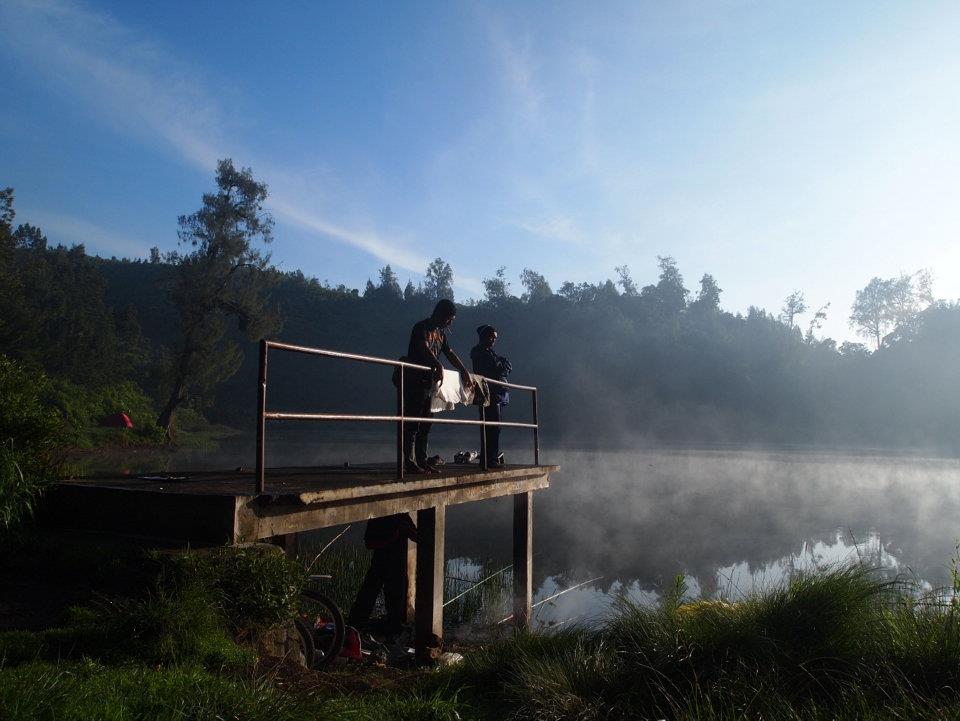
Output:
[513,491,533,629]
[247,471,550,538]
[415,505,445,664]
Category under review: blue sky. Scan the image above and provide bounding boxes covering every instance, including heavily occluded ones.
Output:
[3,0,959,342]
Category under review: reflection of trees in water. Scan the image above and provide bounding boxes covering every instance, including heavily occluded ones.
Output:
[446,449,960,593]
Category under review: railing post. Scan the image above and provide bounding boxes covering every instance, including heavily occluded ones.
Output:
[532,389,540,466]
[397,365,405,481]
[256,339,268,494]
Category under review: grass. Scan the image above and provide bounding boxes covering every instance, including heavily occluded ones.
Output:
[441,565,960,720]
[7,528,960,721]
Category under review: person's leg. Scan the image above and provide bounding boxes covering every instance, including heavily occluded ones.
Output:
[347,549,389,630]
[403,383,425,468]
[414,394,433,467]
[488,403,502,465]
[478,406,487,463]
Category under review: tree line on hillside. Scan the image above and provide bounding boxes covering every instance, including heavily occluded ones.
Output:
[1,161,958,455]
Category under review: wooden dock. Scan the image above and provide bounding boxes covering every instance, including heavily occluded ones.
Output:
[46,461,559,661]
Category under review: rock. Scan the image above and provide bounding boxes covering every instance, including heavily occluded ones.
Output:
[241,623,308,668]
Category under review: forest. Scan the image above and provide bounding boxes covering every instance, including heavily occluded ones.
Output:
[2,164,958,457]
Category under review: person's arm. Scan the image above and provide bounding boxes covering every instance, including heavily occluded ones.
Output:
[443,346,475,388]
[417,335,444,382]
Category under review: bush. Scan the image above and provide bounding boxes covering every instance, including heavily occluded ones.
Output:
[157,545,307,630]
[45,377,164,447]
[0,355,63,532]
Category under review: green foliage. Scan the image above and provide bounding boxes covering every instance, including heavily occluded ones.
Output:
[158,159,279,432]
[157,545,307,631]
[43,586,253,669]
[448,566,960,720]
[0,631,43,665]
[0,660,338,721]
[44,377,165,447]
[0,356,64,531]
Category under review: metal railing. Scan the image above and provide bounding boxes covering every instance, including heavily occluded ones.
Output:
[255,339,540,493]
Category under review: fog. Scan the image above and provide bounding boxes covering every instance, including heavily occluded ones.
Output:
[139,434,960,621]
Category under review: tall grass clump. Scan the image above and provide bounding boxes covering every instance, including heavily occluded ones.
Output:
[0,355,63,534]
[449,565,960,720]
[0,660,339,721]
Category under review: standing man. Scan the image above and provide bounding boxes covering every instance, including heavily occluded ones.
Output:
[404,299,474,474]
[470,325,512,466]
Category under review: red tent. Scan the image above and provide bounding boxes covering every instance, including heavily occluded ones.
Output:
[99,412,133,428]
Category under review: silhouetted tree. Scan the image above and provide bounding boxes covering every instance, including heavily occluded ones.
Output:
[691,273,722,312]
[780,290,807,330]
[615,265,638,296]
[483,265,511,304]
[157,159,278,433]
[520,268,552,303]
[652,256,687,313]
[377,265,402,299]
[423,257,454,301]
[850,277,895,350]
[403,280,418,302]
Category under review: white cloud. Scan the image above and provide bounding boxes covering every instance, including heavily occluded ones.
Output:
[0,0,445,281]
[23,208,153,259]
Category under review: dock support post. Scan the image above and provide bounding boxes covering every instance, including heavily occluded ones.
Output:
[415,504,445,664]
[269,532,298,558]
[404,512,417,624]
[513,491,533,629]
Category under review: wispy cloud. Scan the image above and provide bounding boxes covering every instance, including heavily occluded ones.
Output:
[23,208,153,259]
[0,0,440,281]
[475,6,542,124]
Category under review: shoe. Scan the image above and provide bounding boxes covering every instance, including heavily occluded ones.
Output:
[416,458,441,474]
[404,461,427,475]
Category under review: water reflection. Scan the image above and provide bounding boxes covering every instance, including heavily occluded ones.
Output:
[527,531,922,626]
[80,438,960,623]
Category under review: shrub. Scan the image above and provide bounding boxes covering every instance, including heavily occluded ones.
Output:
[157,545,307,630]
[0,355,63,532]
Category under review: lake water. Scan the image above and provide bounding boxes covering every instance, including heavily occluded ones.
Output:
[98,436,960,626]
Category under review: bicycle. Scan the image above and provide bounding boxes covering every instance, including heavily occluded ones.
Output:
[295,575,346,669]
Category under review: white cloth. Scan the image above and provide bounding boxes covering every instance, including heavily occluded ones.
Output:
[429,369,476,412]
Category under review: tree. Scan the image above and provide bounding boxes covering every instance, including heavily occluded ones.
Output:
[804,303,829,343]
[483,266,511,304]
[653,256,688,313]
[849,277,895,350]
[691,273,722,312]
[149,247,162,264]
[403,280,418,302]
[157,159,278,433]
[780,290,807,330]
[615,265,638,296]
[377,265,402,300]
[423,257,454,301]
[0,188,27,350]
[520,268,552,303]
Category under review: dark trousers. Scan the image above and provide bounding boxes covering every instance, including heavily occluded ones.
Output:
[402,383,433,465]
[347,541,408,635]
[480,403,502,466]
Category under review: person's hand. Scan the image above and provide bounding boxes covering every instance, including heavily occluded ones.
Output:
[433,364,444,384]
[460,371,476,390]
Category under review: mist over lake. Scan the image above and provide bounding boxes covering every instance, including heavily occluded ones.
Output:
[108,434,960,623]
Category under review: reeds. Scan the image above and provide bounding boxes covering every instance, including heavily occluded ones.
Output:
[451,565,960,720]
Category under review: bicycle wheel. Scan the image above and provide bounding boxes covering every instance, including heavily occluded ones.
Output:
[299,588,346,669]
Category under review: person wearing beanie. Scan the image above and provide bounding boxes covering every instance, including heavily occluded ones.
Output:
[403,299,475,474]
[470,324,512,467]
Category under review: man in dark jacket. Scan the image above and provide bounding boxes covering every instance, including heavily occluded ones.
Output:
[347,513,418,638]
[470,324,512,466]
[403,299,474,474]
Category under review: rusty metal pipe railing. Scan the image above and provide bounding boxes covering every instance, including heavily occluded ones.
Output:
[255,339,540,494]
